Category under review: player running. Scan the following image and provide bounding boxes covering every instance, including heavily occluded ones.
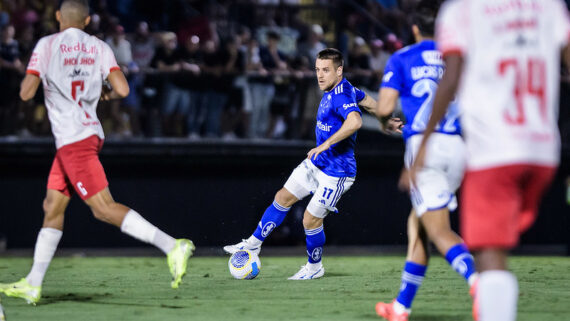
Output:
[373,1,477,320]
[411,0,570,320]
[224,48,377,280]
[0,0,194,305]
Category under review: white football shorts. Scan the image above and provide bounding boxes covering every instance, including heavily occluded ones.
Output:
[284,159,355,218]
[405,133,466,217]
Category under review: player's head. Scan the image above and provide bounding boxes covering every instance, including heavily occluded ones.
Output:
[56,0,91,31]
[410,0,441,40]
[315,48,344,91]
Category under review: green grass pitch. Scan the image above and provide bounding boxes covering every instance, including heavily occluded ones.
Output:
[0,256,568,320]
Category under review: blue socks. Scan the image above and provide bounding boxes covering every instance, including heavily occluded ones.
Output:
[252,200,290,241]
[445,243,477,285]
[396,261,427,309]
[305,225,325,263]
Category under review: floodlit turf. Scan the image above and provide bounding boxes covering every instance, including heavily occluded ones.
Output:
[0,256,568,320]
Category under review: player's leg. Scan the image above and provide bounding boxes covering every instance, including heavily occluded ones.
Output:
[462,167,523,321]
[84,187,194,288]
[0,154,72,305]
[376,210,429,320]
[287,209,325,280]
[420,209,477,286]
[224,159,315,255]
[288,171,354,280]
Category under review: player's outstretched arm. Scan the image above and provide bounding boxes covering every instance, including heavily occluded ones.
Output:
[101,69,129,101]
[20,73,41,101]
[410,54,463,183]
[307,111,362,160]
[357,94,377,115]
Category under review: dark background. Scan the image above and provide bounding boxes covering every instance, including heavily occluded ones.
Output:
[1,134,568,251]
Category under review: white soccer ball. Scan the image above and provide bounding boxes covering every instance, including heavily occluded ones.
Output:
[228,250,261,279]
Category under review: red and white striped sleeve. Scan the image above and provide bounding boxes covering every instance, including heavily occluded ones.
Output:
[436,0,469,58]
[100,41,120,79]
[26,37,49,78]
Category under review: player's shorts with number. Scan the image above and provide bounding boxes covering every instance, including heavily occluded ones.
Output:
[405,133,465,216]
[47,135,108,200]
[284,159,355,218]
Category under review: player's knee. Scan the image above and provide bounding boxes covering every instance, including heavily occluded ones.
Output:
[43,197,59,217]
[275,188,297,207]
[302,212,322,229]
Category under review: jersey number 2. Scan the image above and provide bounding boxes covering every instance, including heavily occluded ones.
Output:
[499,58,546,125]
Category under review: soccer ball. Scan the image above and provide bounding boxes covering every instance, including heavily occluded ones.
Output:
[228,250,261,279]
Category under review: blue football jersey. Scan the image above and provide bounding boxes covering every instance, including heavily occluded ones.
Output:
[312,78,364,177]
[381,40,461,140]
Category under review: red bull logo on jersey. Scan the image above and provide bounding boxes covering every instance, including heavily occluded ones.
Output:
[317,120,332,132]
[60,43,98,54]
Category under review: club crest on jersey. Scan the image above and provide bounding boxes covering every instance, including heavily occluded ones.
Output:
[261,222,277,237]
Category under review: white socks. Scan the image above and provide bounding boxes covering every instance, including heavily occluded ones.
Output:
[479,270,518,321]
[26,228,63,287]
[120,210,175,254]
[246,235,263,247]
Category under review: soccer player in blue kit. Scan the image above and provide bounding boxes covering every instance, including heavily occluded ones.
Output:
[373,2,477,320]
[224,48,378,280]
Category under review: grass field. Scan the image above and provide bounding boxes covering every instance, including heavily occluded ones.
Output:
[0,256,568,321]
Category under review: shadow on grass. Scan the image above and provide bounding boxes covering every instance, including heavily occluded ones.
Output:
[323,272,351,277]
[412,314,468,321]
[41,292,184,309]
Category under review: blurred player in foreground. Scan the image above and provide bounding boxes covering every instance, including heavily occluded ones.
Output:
[0,298,5,320]
[0,0,194,305]
[411,1,570,320]
[372,2,476,320]
[224,48,377,280]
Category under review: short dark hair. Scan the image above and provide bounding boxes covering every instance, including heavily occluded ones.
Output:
[60,0,89,10]
[411,0,442,37]
[316,48,344,68]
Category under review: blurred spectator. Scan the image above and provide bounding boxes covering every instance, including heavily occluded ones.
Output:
[178,35,203,139]
[244,37,273,139]
[220,36,247,140]
[130,21,155,71]
[369,38,391,89]
[0,24,24,135]
[347,36,373,89]
[85,13,104,39]
[200,39,228,138]
[106,24,141,137]
[298,24,326,68]
[151,32,188,136]
[252,30,286,138]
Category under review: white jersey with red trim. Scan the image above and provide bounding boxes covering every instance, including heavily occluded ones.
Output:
[436,0,570,170]
[27,27,119,149]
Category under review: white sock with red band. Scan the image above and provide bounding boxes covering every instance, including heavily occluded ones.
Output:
[478,270,518,321]
[26,227,62,287]
[120,209,175,254]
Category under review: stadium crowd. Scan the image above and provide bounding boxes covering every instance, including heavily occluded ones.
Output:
[0,0,569,142]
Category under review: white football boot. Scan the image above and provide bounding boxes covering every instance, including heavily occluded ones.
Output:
[288,262,325,280]
[223,238,261,255]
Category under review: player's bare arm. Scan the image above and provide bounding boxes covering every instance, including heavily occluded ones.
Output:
[307,111,362,160]
[19,73,42,101]
[101,69,129,101]
[376,87,403,134]
[357,94,377,115]
[410,54,463,182]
